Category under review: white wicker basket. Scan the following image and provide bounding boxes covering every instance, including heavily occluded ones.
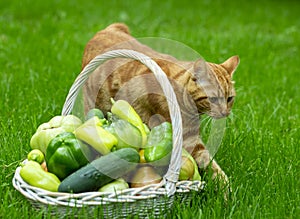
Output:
[12,49,205,218]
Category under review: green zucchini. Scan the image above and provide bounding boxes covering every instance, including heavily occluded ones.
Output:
[58,148,140,193]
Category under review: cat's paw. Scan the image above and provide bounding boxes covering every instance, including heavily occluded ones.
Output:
[212,170,232,201]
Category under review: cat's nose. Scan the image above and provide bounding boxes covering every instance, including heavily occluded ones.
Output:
[221,110,230,117]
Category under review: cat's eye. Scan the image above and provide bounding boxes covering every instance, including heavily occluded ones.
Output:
[208,97,218,103]
[227,96,234,102]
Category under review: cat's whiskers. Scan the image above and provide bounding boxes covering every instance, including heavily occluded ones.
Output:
[200,115,213,132]
[200,114,211,123]
[229,108,247,119]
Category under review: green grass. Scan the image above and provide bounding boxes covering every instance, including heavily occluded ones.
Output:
[1,0,299,218]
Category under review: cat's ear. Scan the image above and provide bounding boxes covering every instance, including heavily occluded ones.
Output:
[221,55,240,77]
[193,58,208,77]
[193,58,211,86]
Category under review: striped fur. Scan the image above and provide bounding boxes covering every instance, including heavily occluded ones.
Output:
[82,23,239,185]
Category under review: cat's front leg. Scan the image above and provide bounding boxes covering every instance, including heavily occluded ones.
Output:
[189,142,231,196]
[190,143,228,181]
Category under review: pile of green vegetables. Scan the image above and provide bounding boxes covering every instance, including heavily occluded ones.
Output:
[20,99,201,193]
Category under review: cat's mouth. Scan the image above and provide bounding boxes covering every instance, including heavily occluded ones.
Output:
[207,112,230,119]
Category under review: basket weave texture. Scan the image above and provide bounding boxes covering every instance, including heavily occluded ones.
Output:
[12,49,205,218]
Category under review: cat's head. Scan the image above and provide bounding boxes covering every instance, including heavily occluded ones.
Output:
[190,56,240,119]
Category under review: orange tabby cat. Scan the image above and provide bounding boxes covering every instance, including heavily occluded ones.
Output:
[82,23,239,185]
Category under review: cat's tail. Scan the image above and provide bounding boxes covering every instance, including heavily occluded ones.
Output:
[105,23,130,34]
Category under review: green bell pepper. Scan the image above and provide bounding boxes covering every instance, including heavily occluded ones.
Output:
[30,115,82,154]
[20,160,61,192]
[144,122,173,166]
[45,132,90,179]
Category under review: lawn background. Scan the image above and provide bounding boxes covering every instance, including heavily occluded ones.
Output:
[0,0,299,218]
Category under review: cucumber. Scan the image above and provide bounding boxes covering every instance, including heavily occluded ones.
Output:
[58,148,140,193]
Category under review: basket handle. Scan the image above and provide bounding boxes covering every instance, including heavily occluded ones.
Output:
[61,49,183,196]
